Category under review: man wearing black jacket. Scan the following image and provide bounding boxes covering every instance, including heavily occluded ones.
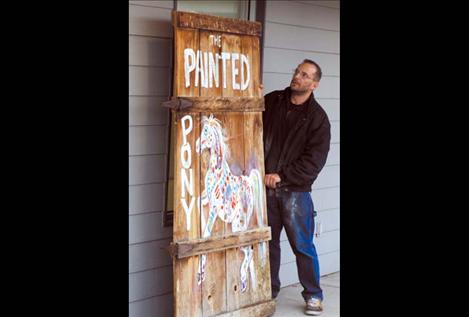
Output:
[262,59,331,316]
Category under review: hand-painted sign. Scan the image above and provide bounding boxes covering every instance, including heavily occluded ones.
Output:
[169,11,274,317]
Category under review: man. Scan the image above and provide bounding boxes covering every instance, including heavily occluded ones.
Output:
[262,59,331,316]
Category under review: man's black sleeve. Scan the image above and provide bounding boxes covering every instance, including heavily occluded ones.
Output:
[279,115,331,186]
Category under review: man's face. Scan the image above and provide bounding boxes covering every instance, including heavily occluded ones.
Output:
[290,63,319,93]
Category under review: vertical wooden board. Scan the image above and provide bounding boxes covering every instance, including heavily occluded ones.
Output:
[174,28,200,97]
[173,112,202,317]
[240,36,260,97]
[244,112,272,304]
[220,112,247,311]
[199,30,223,97]
[200,111,227,315]
[221,34,243,97]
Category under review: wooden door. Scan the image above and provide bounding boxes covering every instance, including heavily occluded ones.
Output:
[165,11,275,317]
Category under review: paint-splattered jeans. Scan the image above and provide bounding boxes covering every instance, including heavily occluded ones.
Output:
[266,189,323,301]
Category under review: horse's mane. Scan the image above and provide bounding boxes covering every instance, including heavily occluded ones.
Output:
[201,114,230,162]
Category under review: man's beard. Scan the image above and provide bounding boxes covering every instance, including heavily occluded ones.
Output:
[290,81,310,95]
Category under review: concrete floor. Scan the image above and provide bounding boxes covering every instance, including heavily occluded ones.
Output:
[272,272,340,316]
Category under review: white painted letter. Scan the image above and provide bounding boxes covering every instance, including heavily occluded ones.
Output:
[231,53,240,90]
[184,48,196,88]
[203,52,208,88]
[181,197,195,231]
[220,52,230,89]
[195,50,205,88]
[209,52,219,88]
[181,115,193,145]
[180,168,194,198]
[241,54,250,90]
[181,143,191,169]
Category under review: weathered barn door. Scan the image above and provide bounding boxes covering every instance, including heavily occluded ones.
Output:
[165,11,275,317]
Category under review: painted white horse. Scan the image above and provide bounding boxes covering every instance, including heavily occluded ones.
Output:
[195,114,265,292]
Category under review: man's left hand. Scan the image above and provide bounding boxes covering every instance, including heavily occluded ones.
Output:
[265,173,281,189]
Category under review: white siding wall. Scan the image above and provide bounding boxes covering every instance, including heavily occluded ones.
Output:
[263,0,340,285]
[129,1,174,316]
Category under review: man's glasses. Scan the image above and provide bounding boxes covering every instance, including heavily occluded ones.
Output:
[292,68,315,81]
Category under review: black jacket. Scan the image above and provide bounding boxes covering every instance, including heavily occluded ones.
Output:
[263,87,331,191]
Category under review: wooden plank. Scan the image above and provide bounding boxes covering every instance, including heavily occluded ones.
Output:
[212,300,276,317]
[173,11,262,36]
[222,34,243,98]
[243,111,272,305]
[169,227,271,259]
[162,97,264,112]
[173,112,202,317]
[221,111,246,312]
[240,35,260,97]
[199,109,226,315]
[200,30,223,97]
[174,28,200,97]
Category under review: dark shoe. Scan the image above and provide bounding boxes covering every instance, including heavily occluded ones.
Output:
[305,297,323,316]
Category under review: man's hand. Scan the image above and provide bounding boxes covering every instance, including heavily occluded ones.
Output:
[265,173,281,189]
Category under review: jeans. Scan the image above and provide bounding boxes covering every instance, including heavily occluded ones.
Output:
[267,189,323,301]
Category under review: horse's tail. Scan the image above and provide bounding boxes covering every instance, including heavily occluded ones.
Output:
[249,169,265,226]
[248,169,268,267]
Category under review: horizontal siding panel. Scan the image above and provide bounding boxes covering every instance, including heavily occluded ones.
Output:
[295,1,340,9]
[263,73,339,99]
[129,66,171,96]
[316,229,339,255]
[129,266,173,302]
[129,154,166,185]
[129,35,171,67]
[129,211,172,244]
[278,250,339,288]
[313,164,339,189]
[317,98,340,121]
[319,251,340,276]
[129,238,172,273]
[325,142,339,166]
[129,125,168,156]
[129,96,169,126]
[317,208,340,232]
[129,1,174,9]
[263,47,339,76]
[266,1,340,31]
[330,121,339,143]
[317,77,340,100]
[279,261,300,287]
[129,183,165,215]
[311,186,340,211]
[264,22,339,54]
[280,240,296,264]
[129,4,172,37]
[129,292,173,317]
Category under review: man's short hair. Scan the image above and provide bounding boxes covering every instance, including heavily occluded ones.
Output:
[302,59,322,81]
